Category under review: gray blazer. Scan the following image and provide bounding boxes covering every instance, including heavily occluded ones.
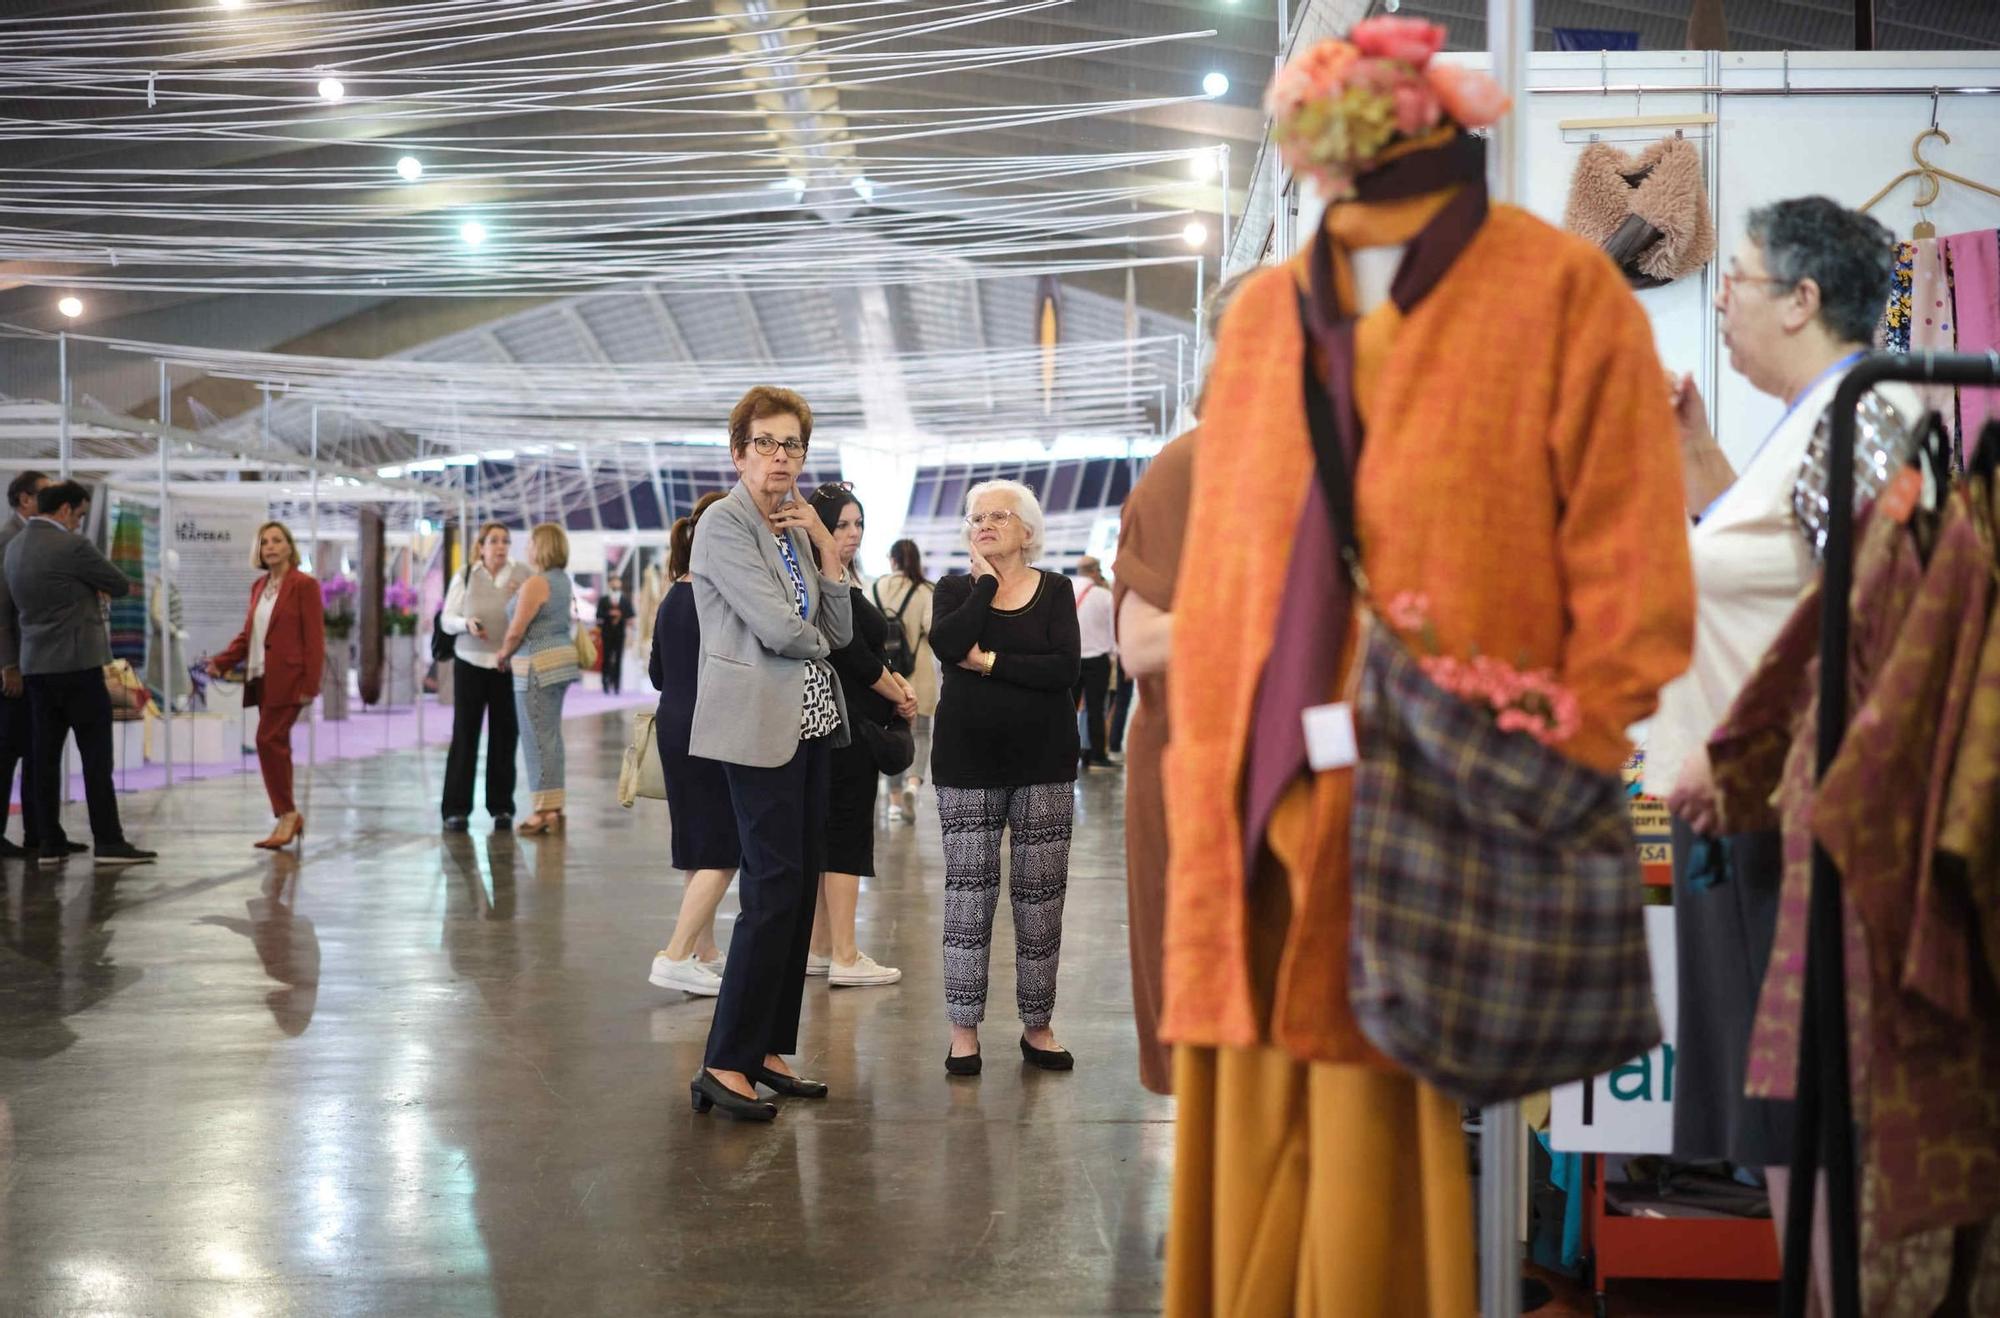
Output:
[2,519,132,676]
[0,511,28,671]
[688,482,853,768]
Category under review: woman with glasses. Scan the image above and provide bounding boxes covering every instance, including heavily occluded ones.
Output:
[684,385,851,1123]
[927,479,1081,1077]
[1648,197,1918,1303]
[804,483,917,989]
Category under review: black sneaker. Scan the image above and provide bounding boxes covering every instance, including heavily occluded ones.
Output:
[442,816,470,833]
[62,841,88,855]
[94,842,157,866]
[491,814,513,831]
[0,837,24,859]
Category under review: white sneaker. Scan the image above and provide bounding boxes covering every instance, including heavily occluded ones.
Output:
[805,953,831,976]
[899,786,918,824]
[829,953,902,987]
[649,954,722,997]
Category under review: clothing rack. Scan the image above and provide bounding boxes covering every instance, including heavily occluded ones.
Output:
[1788,351,2000,1318]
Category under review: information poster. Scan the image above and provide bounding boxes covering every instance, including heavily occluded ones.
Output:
[1549,905,1678,1154]
[171,497,261,669]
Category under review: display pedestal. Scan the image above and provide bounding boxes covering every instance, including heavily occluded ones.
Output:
[384,633,417,706]
[322,640,351,721]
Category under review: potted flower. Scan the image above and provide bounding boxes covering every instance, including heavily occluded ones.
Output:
[383,579,421,704]
[319,575,356,720]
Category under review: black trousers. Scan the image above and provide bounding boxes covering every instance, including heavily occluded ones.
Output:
[0,688,37,846]
[600,628,626,694]
[1108,663,1134,754]
[25,668,125,850]
[441,658,519,820]
[705,736,830,1073]
[1074,654,1113,763]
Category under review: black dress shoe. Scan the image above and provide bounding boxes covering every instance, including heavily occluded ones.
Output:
[94,842,156,866]
[0,838,24,859]
[750,1064,828,1099]
[1019,1036,1074,1071]
[63,841,89,854]
[690,1070,777,1122]
[442,816,469,833]
[491,814,513,831]
[945,1049,982,1078]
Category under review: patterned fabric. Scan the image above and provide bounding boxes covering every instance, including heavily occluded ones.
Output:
[774,533,841,738]
[1937,474,2000,982]
[1908,238,1961,453]
[515,679,569,811]
[1880,239,1915,354]
[937,781,1074,1028]
[1710,494,2000,1300]
[1346,614,1658,1107]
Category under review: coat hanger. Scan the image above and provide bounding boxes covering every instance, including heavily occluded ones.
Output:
[1859,92,2000,237]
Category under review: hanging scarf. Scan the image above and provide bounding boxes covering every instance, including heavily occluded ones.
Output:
[1241,132,1489,878]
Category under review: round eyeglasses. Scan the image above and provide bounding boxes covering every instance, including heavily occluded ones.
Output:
[749,435,808,457]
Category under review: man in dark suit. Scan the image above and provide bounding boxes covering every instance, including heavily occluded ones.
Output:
[596,574,630,695]
[2,480,154,867]
[0,469,61,859]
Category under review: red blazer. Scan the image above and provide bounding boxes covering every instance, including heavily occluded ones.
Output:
[214,569,326,709]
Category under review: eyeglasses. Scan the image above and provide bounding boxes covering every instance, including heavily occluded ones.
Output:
[965,509,1017,530]
[749,435,809,458]
[1720,269,1794,302]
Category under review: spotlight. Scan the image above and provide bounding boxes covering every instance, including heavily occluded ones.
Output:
[852,175,876,203]
[396,156,423,181]
[417,518,434,536]
[1189,151,1219,181]
[1202,71,1229,98]
[218,0,246,8]
[57,296,83,319]
[459,220,487,248]
[1182,222,1208,248]
[317,76,345,103]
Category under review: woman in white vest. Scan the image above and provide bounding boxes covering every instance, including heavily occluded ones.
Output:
[439,522,530,832]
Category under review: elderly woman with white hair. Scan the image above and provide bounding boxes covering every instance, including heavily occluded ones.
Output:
[927,478,1082,1078]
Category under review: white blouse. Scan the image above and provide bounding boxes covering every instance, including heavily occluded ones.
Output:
[247,577,280,679]
[1643,373,1920,798]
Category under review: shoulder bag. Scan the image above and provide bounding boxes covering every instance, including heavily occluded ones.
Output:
[1297,292,1660,1108]
[433,564,472,665]
[873,578,921,678]
[617,709,666,807]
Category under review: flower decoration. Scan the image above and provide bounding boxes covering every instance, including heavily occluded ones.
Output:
[383,579,420,636]
[1266,19,1509,199]
[1384,595,1581,748]
[321,573,357,639]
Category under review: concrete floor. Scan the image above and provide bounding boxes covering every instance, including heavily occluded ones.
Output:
[0,711,1173,1317]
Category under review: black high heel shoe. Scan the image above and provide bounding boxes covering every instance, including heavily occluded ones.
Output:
[750,1063,827,1099]
[1019,1036,1074,1071]
[690,1070,777,1122]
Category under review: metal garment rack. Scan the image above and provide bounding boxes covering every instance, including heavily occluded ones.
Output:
[1788,351,2000,1318]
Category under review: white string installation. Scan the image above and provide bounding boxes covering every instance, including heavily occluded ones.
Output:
[0,0,1230,295]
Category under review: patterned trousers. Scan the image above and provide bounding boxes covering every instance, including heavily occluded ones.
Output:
[938,782,1075,1028]
[514,679,571,812]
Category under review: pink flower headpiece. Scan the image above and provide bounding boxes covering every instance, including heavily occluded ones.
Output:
[1266,18,1510,199]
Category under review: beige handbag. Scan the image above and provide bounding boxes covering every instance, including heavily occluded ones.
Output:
[617,709,666,808]
[574,623,598,671]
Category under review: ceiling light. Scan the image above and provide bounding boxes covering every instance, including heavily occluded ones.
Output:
[396,156,423,182]
[416,518,434,536]
[317,76,345,103]
[377,465,405,478]
[1189,151,1219,180]
[1202,72,1230,98]
[852,175,876,203]
[57,296,83,319]
[218,0,246,8]
[459,220,487,247]
[1182,221,1209,248]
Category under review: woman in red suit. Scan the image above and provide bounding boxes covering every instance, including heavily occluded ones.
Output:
[209,521,324,849]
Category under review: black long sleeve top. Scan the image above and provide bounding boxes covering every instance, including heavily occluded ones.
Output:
[827,583,894,725]
[928,570,1081,788]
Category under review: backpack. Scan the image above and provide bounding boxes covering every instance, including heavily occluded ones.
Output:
[432,564,473,664]
[873,578,923,678]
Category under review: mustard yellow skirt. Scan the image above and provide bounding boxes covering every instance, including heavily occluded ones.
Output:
[1165,1044,1476,1318]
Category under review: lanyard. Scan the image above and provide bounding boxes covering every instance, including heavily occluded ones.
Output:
[1698,351,1865,524]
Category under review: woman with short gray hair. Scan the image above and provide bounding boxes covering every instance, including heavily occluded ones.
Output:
[927,478,1081,1077]
[1648,195,1916,1303]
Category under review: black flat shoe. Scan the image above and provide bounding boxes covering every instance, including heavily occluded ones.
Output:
[945,1049,982,1078]
[492,814,513,831]
[750,1064,827,1099]
[690,1070,777,1122]
[1019,1036,1074,1071]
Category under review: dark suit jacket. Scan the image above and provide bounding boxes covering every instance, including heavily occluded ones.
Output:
[213,570,326,709]
[0,511,29,671]
[1,519,131,676]
[596,592,630,640]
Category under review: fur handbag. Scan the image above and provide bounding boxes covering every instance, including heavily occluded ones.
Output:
[1562,137,1716,289]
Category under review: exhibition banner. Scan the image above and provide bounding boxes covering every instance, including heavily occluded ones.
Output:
[170,497,261,668]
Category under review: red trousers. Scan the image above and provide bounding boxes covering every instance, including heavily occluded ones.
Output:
[250,689,304,817]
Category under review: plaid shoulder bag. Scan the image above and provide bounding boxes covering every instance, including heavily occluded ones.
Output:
[1300,310,1661,1108]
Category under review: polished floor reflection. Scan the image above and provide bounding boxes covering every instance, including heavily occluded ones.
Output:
[0,712,1171,1316]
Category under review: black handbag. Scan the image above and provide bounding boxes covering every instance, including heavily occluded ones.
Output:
[855,715,915,777]
[432,565,472,664]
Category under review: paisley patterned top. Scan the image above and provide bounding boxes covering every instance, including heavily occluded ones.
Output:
[774,532,841,740]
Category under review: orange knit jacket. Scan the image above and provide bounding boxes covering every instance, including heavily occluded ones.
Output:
[1162,202,1696,1063]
